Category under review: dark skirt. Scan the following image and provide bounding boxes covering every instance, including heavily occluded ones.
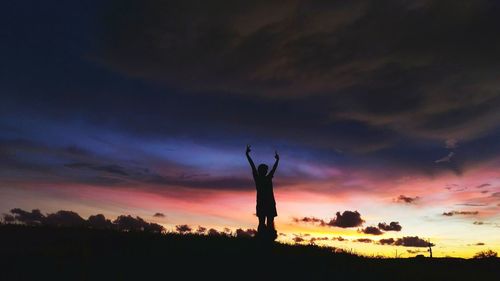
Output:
[256,202,277,217]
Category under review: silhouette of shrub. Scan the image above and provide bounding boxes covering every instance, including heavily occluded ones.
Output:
[88,214,113,229]
[175,224,192,234]
[44,210,86,227]
[235,228,257,238]
[473,250,498,259]
[10,208,45,226]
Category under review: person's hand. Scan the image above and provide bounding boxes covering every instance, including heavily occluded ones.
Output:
[275,150,279,160]
[246,145,251,154]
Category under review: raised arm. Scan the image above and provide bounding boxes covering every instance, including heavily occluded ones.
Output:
[246,145,257,175]
[268,150,279,177]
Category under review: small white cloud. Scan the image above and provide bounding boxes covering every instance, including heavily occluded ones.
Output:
[435,152,455,163]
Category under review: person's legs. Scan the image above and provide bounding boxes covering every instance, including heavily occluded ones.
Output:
[258,216,266,233]
[266,216,274,230]
[266,216,277,240]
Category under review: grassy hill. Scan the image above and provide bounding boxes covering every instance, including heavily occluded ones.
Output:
[0,225,498,280]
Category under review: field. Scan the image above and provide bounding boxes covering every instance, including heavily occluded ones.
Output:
[0,225,498,281]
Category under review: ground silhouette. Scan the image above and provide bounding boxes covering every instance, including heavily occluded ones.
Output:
[1,224,499,281]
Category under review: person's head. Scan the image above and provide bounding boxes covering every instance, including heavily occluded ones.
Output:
[257,164,268,176]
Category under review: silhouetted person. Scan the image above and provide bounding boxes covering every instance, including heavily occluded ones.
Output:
[246,145,279,240]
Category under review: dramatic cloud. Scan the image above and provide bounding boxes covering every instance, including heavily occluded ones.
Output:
[394,237,434,248]
[395,195,419,204]
[442,211,479,216]
[175,224,192,234]
[358,222,402,236]
[379,236,433,248]
[378,222,402,232]
[360,226,383,235]
[153,213,165,218]
[86,0,500,161]
[293,211,364,228]
[327,211,364,228]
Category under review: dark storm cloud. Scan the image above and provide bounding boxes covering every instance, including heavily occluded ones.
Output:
[360,226,383,235]
[378,222,402,232]
[394,236,434,248]
[327,211,364,228]
[293,211,364,228]
[378,236,433,247]
[2,0,500,193]
[97,0,500,147]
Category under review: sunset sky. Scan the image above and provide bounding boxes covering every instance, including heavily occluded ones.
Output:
[1,1,499,258]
